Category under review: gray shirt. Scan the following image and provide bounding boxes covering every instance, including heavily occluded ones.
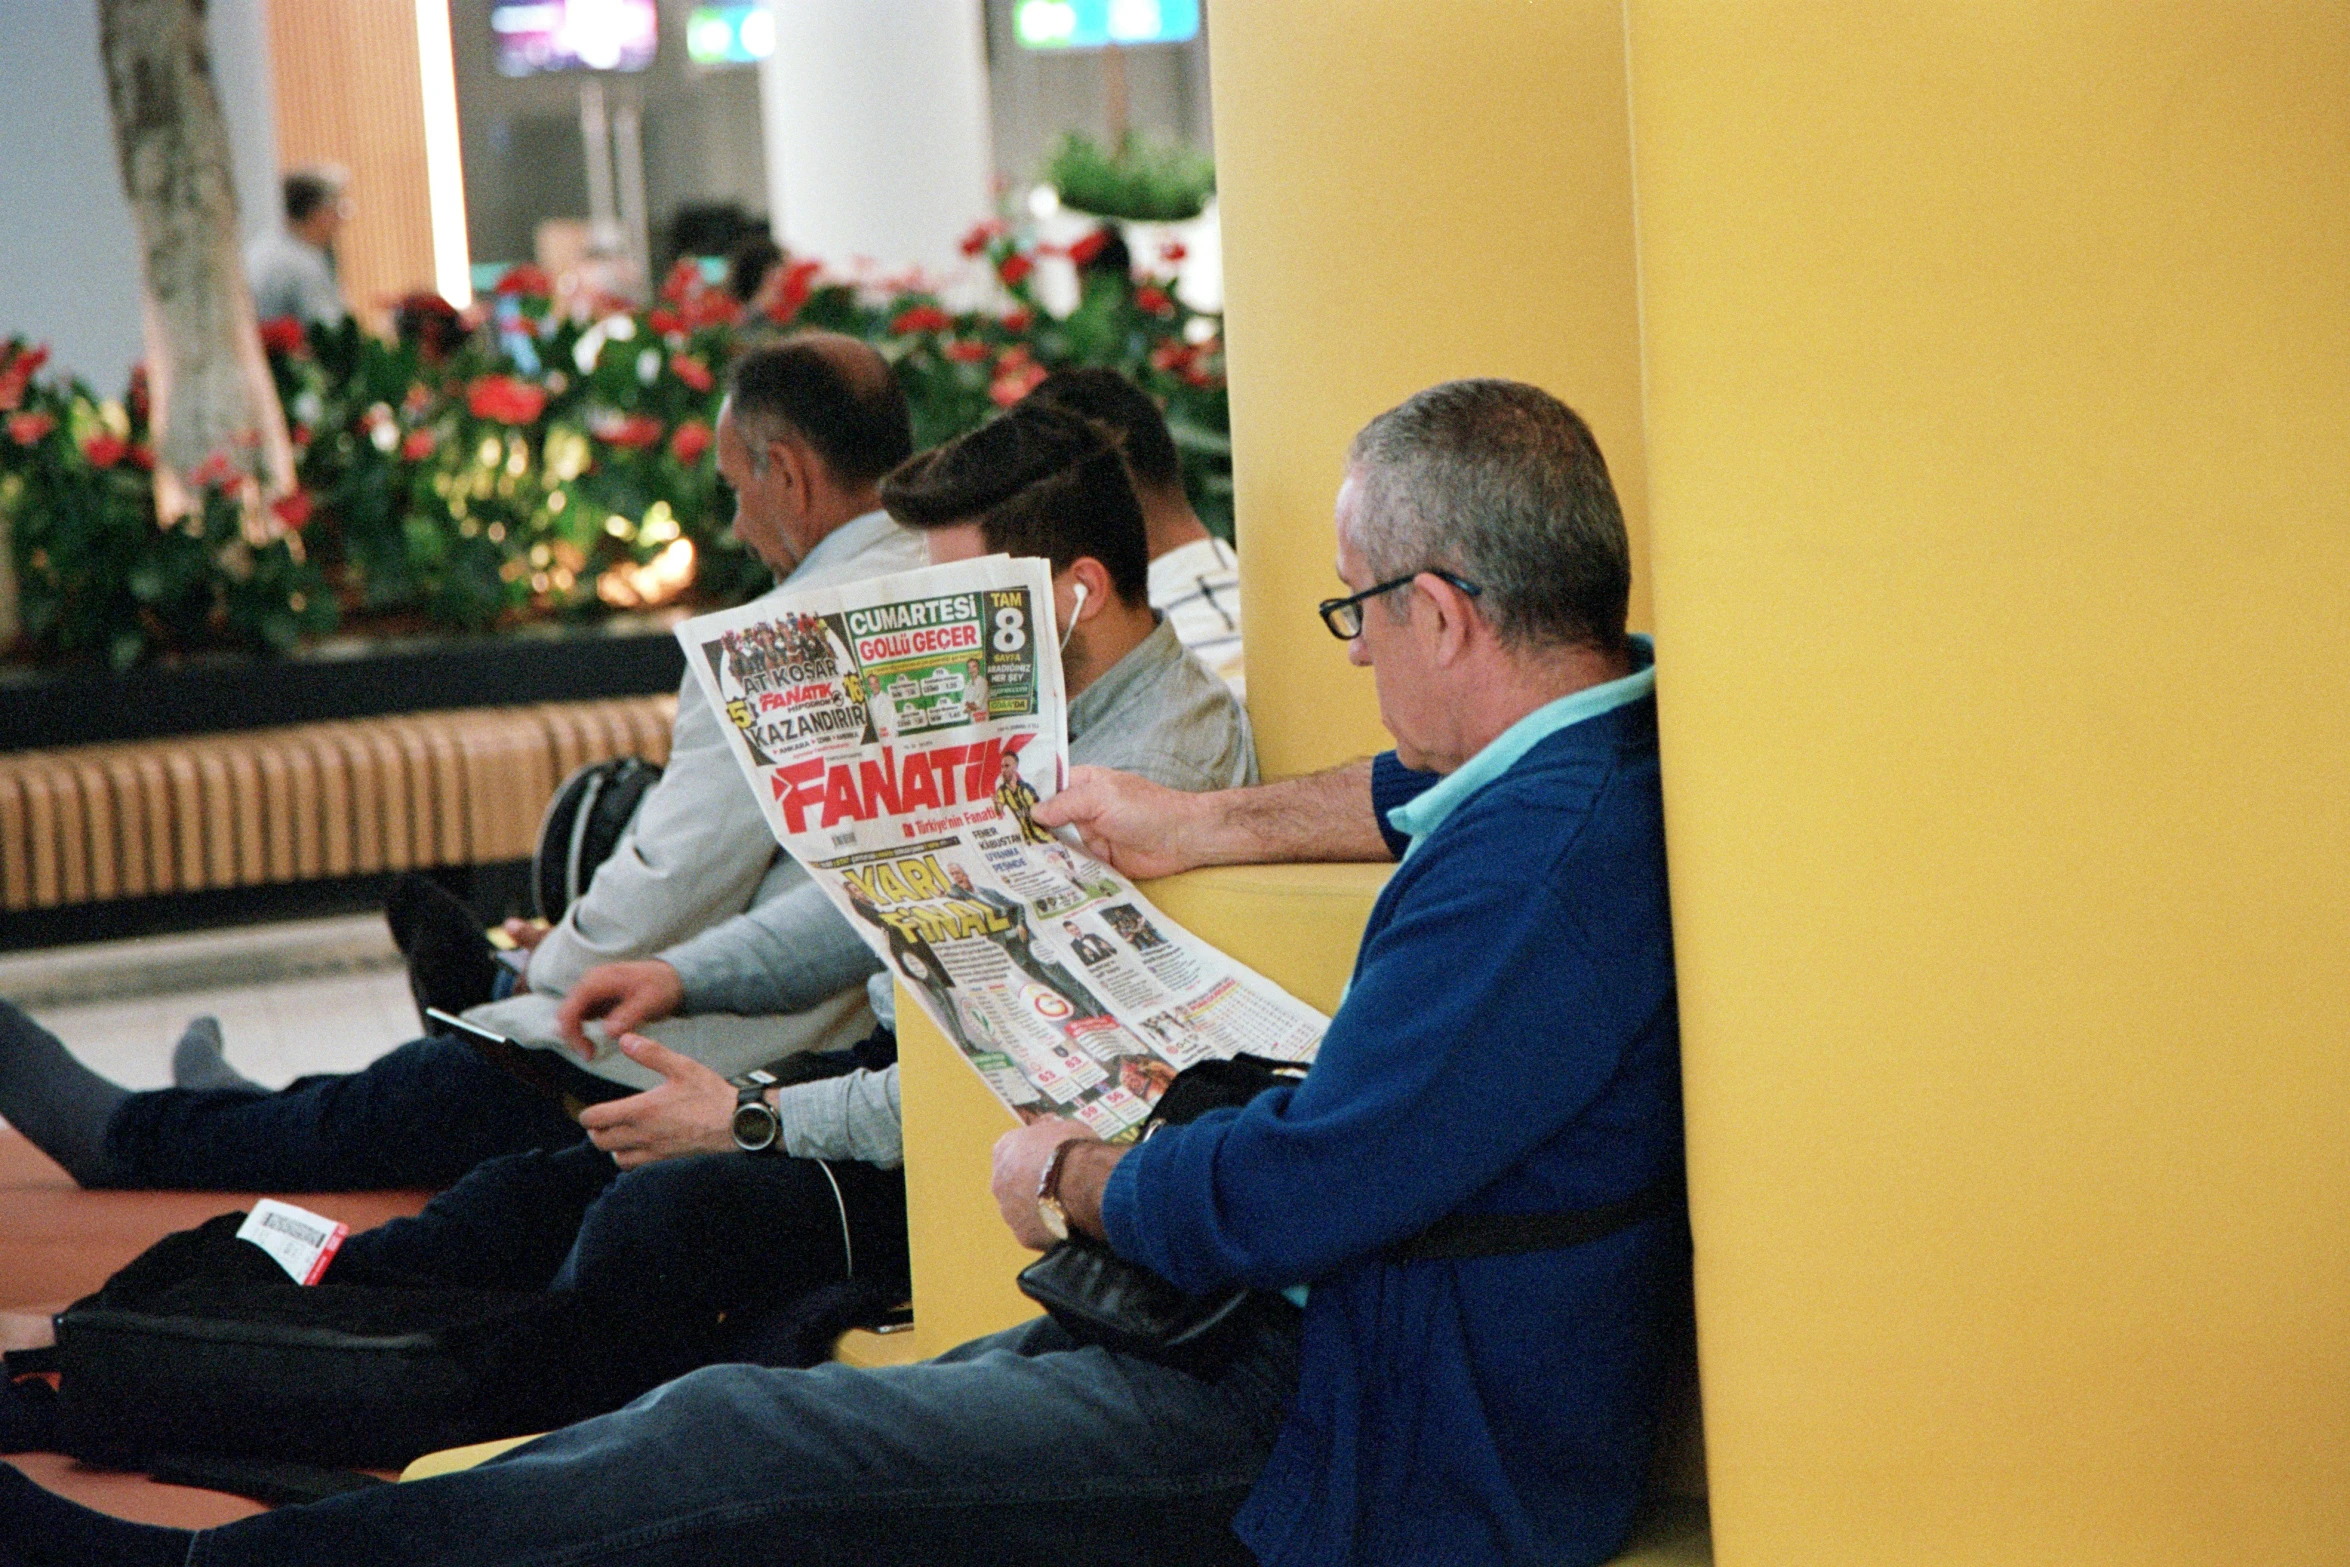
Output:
[245,230,346,327]
[525,511,931,997]
[667,615,1256,1163]
[463,513,932,1091]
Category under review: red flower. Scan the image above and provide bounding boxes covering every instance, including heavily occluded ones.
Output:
[996,253,1035,288]
[258,317,306,355]
[684,290,742,331]
[83,432,127,468]
[660,258,700,306]
[1149,341,1192,374]
[959,219,1008,257]
[669,419,713,465]
[1159,242,1188,264]
[494,264,553,297]
[1000,308,1033,333]
[1135,284,1174,316]
[400,428,438,462]
[291,424,312,448]
[467,374,548,425]
[647,307,686,337]
[7,411,54,445]
[669,354,715,393]
[1,343,52,407]
[599,413,665,450]
[989,358,1046,408]
[271,490,314,530]
[768,259,822,323]
[189,452,240,489]
[1066,229,1110,267]
[890,304,954,336]
[943,340,991,364]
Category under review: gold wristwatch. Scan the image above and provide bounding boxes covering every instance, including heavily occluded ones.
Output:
[1036,1138,1082,1242]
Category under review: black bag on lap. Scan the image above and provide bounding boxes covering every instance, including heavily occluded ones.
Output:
[43,1214,590,1470]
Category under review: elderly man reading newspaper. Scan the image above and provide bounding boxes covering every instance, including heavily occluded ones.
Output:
[0,380,1683,1567]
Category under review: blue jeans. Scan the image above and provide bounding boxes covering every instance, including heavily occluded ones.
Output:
[187,1312,1299,1567]
[99,1034,604,1191]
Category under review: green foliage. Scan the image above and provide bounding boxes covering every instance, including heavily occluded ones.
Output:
[1,218,1228,670]
[1045,132,1217,223]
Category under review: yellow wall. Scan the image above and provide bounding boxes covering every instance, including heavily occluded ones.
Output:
[1207,1,1650,780]
[1627,3,2350,1561]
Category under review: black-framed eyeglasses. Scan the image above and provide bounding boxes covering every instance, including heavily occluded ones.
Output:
[1316,570,1482,639]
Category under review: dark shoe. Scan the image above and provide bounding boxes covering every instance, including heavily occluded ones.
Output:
[384,873,500,1029]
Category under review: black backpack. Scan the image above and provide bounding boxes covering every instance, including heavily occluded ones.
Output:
[31,1214,590,1472]
[532,756,663,923]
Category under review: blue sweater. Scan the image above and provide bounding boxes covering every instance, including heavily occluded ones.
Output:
[1101,694,1684,1567]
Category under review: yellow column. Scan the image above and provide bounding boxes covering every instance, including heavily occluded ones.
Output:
[1207,1,1650,778]
[1628,4,2350,1561]
[894,0,1650,1355]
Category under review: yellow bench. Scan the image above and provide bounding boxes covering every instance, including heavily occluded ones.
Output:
[403,862,1710,1562]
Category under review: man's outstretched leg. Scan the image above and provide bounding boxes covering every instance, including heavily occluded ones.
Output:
[0,1002,129,1186]
[141,1312,1298,1567]
[97,1032,602,1191]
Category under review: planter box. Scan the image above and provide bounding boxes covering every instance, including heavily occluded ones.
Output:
[1,613,688,753]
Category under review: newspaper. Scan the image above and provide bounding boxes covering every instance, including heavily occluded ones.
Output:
[678,554,1327,1137]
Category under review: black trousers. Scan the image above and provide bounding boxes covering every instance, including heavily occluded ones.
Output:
[325,1139,910,1418]
[101,1033,606,1191]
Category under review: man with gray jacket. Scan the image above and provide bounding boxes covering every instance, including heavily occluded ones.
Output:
[552,397,1253,1176]
[0,334,930,1192]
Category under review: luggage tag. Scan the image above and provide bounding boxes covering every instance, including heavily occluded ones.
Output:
[234,1199,350,1285]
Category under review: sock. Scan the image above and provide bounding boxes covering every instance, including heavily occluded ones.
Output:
[0,1002,126,1187]
[384,873,501,1028]
[0,1464,190,1567]
[169,1016,261,1095]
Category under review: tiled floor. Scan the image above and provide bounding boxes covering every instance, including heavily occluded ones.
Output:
[0,914,422,1109]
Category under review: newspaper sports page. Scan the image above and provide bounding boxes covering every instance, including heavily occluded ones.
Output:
[678,554,1327,1138]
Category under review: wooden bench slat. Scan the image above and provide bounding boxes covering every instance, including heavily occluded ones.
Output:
[0,696,672,911]
[0,769,30,911]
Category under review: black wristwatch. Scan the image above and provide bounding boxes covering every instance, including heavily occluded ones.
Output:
[730,1069,781,1154]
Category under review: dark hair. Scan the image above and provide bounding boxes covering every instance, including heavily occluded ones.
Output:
[727,235,784,304]
[1348,379,1631,654]
[879,401,1150,606]
[728,334,913,487]
[283,169,341,225]
[1023,367,1181,492]
[393,292,464,362]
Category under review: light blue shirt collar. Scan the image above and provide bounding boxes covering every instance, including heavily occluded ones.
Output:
[1385,635,1655,861]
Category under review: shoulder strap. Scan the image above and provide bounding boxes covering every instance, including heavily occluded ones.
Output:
[1385,1175,1683,1265]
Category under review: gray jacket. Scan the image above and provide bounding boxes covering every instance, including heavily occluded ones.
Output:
[674,615,1256,1164]
[466,512,930,1078]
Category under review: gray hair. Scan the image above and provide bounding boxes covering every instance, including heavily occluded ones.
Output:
[1346,379,1630,653]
